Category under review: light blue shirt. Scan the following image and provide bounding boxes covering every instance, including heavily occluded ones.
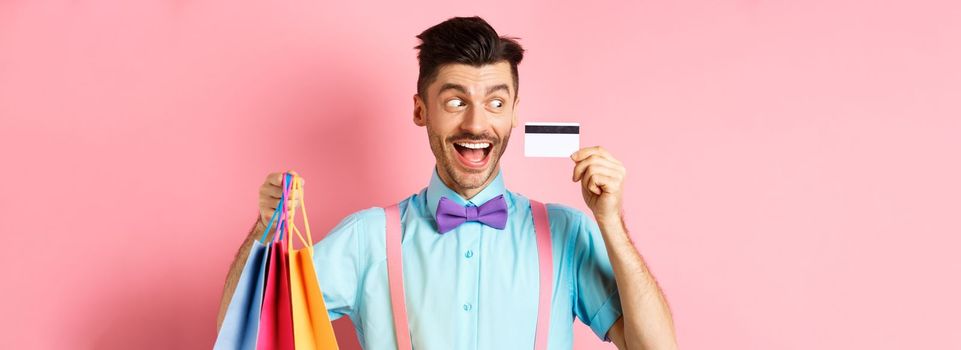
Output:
[313,168,623,349]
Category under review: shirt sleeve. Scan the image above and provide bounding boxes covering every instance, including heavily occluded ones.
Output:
[311,208,377,321]
[570,208,623,342]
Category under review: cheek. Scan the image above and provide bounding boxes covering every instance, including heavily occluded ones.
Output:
[426,113,460,138]
[494,120,514,140]
[425,121,453,150]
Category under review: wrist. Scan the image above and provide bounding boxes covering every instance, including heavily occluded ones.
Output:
[594,209,624,226]
[251,216,268,238]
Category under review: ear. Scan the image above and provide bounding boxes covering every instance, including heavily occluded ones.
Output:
[510,96,520,129]
[413,93,427,127]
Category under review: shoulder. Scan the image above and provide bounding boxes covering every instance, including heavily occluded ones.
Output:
[545,203,599,247]
[325,193,421,238]
[316,195,418,256]
[545,202,591,226]
[509,191,593,234]
[323,206,386,240]
[341,206,386,225]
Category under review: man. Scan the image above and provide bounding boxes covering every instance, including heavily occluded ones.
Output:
[219,16,677,350]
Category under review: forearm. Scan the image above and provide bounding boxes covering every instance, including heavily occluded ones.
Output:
[216,216,267,331]
[597,214,677,350]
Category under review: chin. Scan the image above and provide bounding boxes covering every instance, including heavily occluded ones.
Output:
[453,168,492,189]
[442,155,496,191]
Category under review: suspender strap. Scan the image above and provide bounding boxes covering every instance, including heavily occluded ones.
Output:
[385,204,412,350]
[385,201,553,350]
[530,200,553,350]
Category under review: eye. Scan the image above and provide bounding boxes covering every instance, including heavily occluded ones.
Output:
[446,98,466,108]
[489,99,504,109]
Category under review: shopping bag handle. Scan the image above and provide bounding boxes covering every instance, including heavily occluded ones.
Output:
[287,175,314,252]
[259,173,294,244]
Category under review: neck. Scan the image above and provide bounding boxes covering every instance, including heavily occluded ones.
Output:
[436,164,499,200]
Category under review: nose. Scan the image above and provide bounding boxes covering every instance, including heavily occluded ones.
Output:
[460,104,489,135]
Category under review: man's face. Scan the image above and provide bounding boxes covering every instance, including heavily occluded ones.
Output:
[413,61,518,197]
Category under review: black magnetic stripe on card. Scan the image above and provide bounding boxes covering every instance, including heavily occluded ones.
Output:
[525,125,580,134]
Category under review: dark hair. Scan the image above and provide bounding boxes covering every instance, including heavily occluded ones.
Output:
[415,16,525,99]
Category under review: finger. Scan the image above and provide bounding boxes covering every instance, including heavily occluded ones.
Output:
[286,185,302,198]
[285,170,303,186]
[581,164,622,194]
[587,176,601,195]
[598,151,623,167]
[570,146,596,162]
[594,164,625,186]
[271,171,296,189]
[281,187,299,201]
[572,146,624,168]
[260,200,279,215]
[260,184,283,199]
[584,172,619,195]
[588,173,608,195]
[573,154,600,182]
[571,159,591,182]
[259,195,276,207]
[260,203,278,222]
[261,194,289,209]
[266,172,286,186]
[293,173,305,187]
[580,169,601,195]
[598,172,623,192]
[573,154,620,182]
[570,146,609,161]
[267,182,298,199]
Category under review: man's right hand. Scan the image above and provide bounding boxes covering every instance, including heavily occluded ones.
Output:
[257,171,304,230]
[220,171,304,330]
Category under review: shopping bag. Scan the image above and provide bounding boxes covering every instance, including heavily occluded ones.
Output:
[257,174,296,350]
[214,180,286,350]
[287,178,339,349]
[213,241,270,350]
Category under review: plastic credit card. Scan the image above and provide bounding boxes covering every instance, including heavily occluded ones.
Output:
[524,122,580,157]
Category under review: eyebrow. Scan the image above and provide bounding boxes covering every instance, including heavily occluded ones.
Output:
[437,83,512,97]
[486,84,511,97]
[438,83,468,95]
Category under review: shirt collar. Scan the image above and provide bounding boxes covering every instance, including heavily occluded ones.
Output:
[426,167,507,222]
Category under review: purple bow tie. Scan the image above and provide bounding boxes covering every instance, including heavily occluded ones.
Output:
[435,194,508,234]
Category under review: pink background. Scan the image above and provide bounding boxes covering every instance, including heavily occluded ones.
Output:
[1,0,959,349]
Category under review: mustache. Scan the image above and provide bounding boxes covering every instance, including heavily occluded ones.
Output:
[447,133,498,144]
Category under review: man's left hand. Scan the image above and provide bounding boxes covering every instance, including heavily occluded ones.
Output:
[571,146,627,223]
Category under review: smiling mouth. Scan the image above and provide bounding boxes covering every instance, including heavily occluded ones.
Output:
[452,141,493,168]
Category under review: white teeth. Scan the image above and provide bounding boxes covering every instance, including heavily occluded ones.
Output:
[456,142,490,149]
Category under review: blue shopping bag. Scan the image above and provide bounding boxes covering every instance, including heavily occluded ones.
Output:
[214,178,289,350]
[214,241,270,350]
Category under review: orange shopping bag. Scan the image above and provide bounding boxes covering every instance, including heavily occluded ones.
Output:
[287,176,339,349]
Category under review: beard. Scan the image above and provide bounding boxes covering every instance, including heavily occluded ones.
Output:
[428,128,511,192]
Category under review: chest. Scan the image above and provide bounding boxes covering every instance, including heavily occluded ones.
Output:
[362,217,574,349]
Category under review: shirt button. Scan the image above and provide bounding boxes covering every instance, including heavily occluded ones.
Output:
[463,303,472,311]
[465,250,473,258]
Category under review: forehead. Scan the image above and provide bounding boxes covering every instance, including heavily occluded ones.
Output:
[430,61,514,96]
